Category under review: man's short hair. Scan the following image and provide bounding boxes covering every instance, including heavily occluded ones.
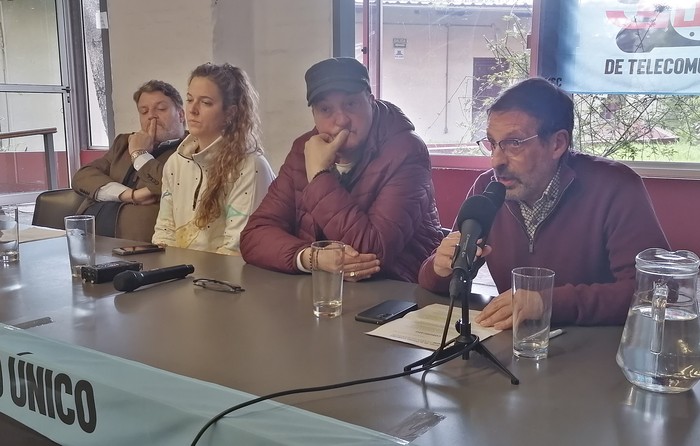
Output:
[305,58,371,106]
[489,78,574,142]
[132,80,183,109]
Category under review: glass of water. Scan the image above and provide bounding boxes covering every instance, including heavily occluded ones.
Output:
[512,267,555,360]
[311,240,345,318]
[64,215,96,278]
[0,204,20,263]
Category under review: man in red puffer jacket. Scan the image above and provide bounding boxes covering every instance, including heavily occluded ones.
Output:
[241,58,443,283]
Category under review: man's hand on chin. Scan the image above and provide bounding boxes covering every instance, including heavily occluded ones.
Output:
[304,129,349,182]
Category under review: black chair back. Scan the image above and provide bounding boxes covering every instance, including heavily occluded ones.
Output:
[32,189,84,230]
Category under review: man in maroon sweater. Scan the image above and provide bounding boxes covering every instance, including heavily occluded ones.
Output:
[241,58,442,283]
[419,78,669,327]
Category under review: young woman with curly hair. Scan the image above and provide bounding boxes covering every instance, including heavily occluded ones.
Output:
[153,63,275,254]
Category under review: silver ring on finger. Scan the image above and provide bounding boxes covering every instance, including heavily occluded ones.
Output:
[349,271,356,278]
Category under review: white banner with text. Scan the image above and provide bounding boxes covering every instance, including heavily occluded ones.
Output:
[539,1,700,94]
[0,324,405,445]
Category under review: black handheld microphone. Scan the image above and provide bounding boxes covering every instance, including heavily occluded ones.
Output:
[451,181,506,274]
[113,264,195,292]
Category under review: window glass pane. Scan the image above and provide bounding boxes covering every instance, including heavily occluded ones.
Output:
[359,1,700,166]
[82,0,109,147]
[0,92,69,193]
[0,0,61,85]
[0,92,66,150]
[359,1,533,156]
[573,93,700,163]
[535,0,700,165]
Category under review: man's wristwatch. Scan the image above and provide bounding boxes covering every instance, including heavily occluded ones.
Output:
[130,149,149,162]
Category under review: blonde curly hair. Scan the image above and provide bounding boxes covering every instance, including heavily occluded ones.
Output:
[189,63,263,228]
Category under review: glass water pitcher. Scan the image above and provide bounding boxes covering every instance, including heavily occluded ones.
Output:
[616,248,700,393]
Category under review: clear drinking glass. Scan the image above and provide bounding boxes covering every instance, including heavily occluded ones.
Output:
[0,204,20,263]
[512,267,555,360]
[64,215,96,277]
[311,240,345,318]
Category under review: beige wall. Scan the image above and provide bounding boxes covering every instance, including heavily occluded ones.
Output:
[107,0,213,138]
[107,0,332,171]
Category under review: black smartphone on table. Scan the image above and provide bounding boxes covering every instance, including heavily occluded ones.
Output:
[355,299,419,325]
[112,244,165,256]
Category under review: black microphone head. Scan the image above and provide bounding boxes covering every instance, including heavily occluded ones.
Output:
[455,181,506,237]
[455,195,497,228]
[113,270,144,292]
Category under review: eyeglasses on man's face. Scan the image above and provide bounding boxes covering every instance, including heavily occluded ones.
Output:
[477,134,539,157]
[193,278,245,294]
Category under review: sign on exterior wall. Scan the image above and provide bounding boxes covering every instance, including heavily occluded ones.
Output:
[393,37,407,60]
[538,1,700,94]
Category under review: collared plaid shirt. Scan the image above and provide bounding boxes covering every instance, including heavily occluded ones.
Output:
[518,165,562,242]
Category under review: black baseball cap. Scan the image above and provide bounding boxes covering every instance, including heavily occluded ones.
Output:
[305,58,371,106]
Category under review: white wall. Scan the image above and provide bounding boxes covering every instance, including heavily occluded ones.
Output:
[107,0,214,144]
[107,0,332,171]
[246,1,333,169]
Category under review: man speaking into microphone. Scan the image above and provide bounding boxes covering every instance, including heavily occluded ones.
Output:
[419,78,669,328]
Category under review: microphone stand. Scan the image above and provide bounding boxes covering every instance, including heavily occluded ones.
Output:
[404,264,519,385]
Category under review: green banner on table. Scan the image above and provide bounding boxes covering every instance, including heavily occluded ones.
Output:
[0,324,406,445]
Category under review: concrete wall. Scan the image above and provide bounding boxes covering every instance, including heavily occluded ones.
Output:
[107,0,331,171]
[106,0,214,140]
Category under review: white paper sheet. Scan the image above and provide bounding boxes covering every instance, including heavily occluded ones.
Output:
[366,303,501,350]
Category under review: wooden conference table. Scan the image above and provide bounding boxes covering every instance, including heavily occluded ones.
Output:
[1,236,698,445]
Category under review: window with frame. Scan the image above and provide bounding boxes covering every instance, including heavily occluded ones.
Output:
[354,0,700,177]
[355,0,532,159]
[80,0,112,148]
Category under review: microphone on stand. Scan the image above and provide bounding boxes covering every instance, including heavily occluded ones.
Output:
[448,180,506,327]
[113,264,195,292]
[406,181,518,384]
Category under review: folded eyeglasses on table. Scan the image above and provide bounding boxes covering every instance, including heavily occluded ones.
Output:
[192,278,245,294]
